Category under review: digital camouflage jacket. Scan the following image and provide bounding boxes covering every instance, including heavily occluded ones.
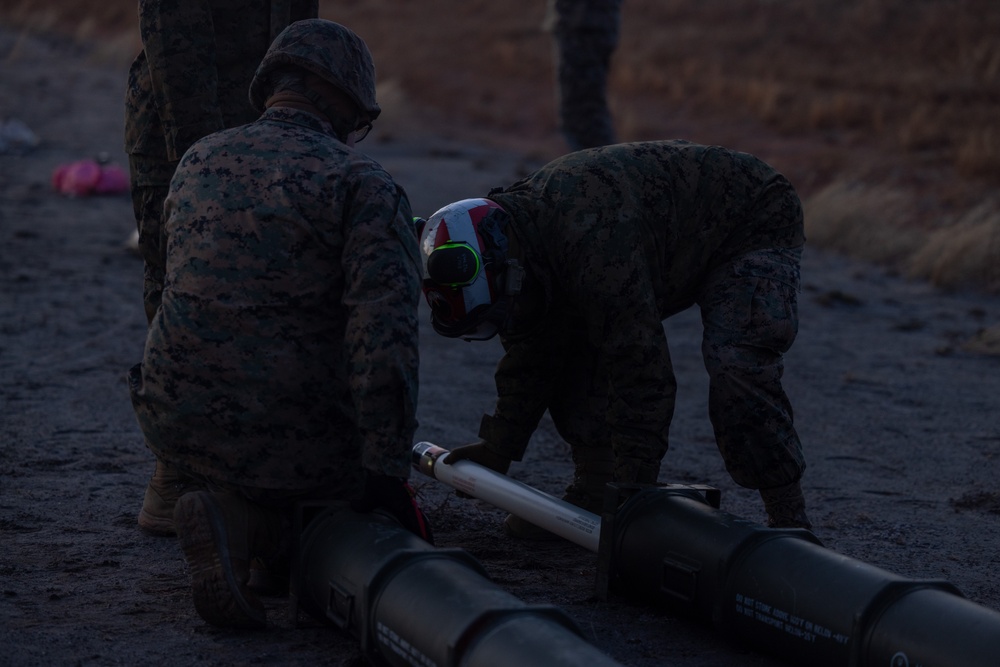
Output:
[129,107,421,492]
[482,140,805,479]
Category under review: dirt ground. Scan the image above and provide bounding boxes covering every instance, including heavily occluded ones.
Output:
[3,28,1000,667]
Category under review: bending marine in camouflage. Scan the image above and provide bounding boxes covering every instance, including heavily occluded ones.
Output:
[419,140,810,537]
[545,0,621,150]
[128,19,429,629]
[125,0,318,537]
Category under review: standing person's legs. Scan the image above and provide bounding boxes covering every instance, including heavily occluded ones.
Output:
[699,246,810,528]
[548,0,620,151]
[127,153,175,325]
[128,153,197,535]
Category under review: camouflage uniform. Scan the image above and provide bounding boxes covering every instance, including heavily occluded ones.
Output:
[124,0,317,324]
[545,0,621,150]
[128,105,421,497]
[482,140,806,491]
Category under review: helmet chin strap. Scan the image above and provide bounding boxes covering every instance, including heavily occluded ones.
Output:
[460,259,525,342]
[501,259,525,304]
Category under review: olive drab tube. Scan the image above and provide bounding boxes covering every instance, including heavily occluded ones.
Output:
[600,485,1000,667]
[288,504,625,667]
[411,442,1000,667]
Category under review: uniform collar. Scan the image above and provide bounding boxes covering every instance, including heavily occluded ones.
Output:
[260,106,341,140]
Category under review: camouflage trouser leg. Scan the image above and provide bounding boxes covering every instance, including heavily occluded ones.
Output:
[546,325,670,487]
[128,153,178,324]
[698,246,806,490]
[547,339,615,502]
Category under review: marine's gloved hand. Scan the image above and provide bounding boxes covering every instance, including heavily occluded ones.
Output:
[444,441,512,475]
[352,472,434,544]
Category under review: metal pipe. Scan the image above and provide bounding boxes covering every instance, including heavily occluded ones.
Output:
[288,503,625,667]
[412,441,601,551]
[412,441,1000,667]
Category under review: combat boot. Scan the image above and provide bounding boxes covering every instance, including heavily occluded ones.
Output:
[174,490,283,629]
[563,445,615,511]
[138,460,206,536]
[503,446,614,541]
[760,480,812,530]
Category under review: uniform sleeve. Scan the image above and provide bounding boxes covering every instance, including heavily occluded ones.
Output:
[138,0,225,162]
[484,314,573,460]
[341,172,421,479]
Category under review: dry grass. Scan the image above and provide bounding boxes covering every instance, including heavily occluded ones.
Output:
[908,203,1000,291]
[803,182,925,267]
[3,0,999,292]
[805,182,1000,291]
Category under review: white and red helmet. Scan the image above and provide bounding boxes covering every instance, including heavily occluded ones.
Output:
[418,198,520,340]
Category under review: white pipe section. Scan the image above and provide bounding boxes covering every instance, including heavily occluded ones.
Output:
[412,441,601,552]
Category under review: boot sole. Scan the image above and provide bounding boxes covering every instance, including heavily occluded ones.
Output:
[174,492,266,629]
[137,508,176,537]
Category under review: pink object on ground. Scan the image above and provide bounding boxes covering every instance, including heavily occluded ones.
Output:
[52,159,130,196]
[94,164,130,194]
